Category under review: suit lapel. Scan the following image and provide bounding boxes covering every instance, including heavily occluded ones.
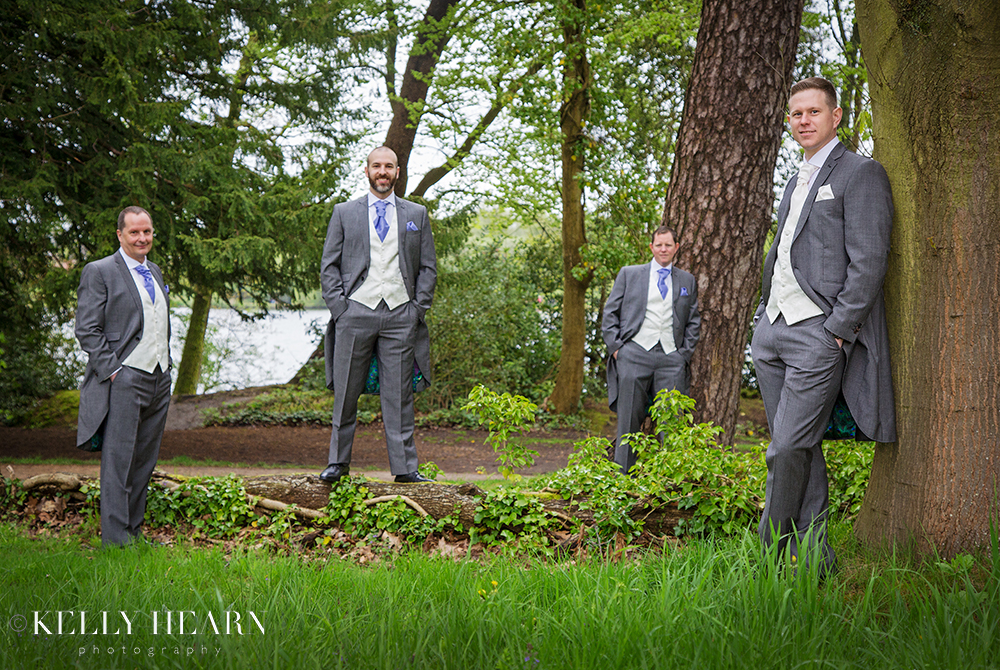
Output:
[636,264,651,311]
[791,142,845,245]
[395,198,411,282]
[773,179,796,240]
[113,250,143,312]
[148,262,168,299]
[353,196,372,268]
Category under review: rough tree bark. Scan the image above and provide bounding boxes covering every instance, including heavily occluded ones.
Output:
[660,0,804,443]
[383,0,460,196]
[547,0,592,415]
[854,0,1000,557]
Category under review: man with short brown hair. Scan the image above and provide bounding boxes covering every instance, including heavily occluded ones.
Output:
[751,76,896,576]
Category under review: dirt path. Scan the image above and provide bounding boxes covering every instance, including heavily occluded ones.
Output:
[0,463,506,483]
[0,422,585,481]
[0,388,767,482]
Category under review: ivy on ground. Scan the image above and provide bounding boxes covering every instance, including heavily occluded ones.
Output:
[3,387,873,558]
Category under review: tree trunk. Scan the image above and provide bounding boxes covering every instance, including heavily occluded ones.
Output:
[383,0,460,196]
[660,0,803,444]
[854,0,1000,557]
[173,287,212,395]
[547,0,592,416]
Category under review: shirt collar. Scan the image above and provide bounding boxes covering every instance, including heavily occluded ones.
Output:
[805,137,840,169]
[650,260,673,273]
[119,247,147,271]
[368,192,397,209]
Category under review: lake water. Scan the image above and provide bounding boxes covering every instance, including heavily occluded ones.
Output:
[169,308,329,394]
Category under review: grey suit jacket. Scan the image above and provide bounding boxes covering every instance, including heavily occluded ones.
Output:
[602,263,701,412]
[320,194,437,390]
[75,251,171,447]
[755,142,896,442]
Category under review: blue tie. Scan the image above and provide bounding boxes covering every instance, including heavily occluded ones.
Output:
[374,200,389,242]
[135,265,155,303]
[657,267,671,300]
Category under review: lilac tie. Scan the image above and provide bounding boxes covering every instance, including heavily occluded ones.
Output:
[657,267,671,300]
[135,265,155,303]
[374,200,389,242]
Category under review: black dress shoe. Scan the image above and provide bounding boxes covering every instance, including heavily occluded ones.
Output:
[394,471,433,483]
[319,463,350,483]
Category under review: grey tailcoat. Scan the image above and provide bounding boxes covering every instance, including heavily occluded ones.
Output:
[321,195,436,390]
[754,142,896,442]
[602,264,701,412]
[75,251,171,447]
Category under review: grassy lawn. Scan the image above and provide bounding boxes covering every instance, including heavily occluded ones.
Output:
[2,521,997,670]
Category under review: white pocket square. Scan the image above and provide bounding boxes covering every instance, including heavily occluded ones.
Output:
[815,184,835,201]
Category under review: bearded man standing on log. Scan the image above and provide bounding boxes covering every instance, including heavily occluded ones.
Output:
[319,146,437,485]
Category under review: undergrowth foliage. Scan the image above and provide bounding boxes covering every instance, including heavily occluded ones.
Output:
[4,387,874,557]
[145,475,256,537]
[539,389,872,540]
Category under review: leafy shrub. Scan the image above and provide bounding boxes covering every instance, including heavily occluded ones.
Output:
[0,319,85,425]
[542,390,872,538]
[0,476,27,520]
[322,479,459,544]
[145,475,256,537]
[414,406,480,428]
[423,240,562,409]
[542,436,640,539]
[463,385,539,480]
[470,488,555,550]
[825,441,873,516]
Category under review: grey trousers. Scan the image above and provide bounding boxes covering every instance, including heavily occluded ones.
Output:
[614,340,688,473]
[751,314,844,574]
[328,299,419,475]
[100,364,171,547]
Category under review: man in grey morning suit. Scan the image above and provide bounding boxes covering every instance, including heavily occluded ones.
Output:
[751,77,896,576]
[75,206,172,547]
[603,224,701,474]
[319,146,437,484]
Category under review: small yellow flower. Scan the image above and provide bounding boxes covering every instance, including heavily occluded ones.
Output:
[491,580,498,588]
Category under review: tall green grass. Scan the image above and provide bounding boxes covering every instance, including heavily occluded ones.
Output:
[2,522,997,669]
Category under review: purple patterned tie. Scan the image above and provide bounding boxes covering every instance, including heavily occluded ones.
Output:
[135,265,155,303]
[374,200,389,242]
[657,266,671,300]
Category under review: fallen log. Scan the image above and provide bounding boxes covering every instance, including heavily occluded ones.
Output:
[239,474,693,535]
[240,475,486,529]
[21,472,84,492]
[10,471,694,537]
